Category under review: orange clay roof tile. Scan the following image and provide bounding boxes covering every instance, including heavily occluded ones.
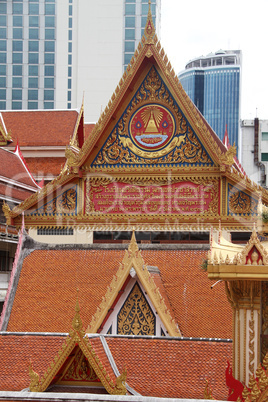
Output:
[6,248,232,339]
[24,157,67,177]
[106,337,232,399]
[0,334,231,398]
[2,110,78,147]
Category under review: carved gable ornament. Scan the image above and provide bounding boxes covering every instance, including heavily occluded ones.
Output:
[91,67,213,169]
[29,298,127,395]
[237,229,268,266]
[87,231,181,337]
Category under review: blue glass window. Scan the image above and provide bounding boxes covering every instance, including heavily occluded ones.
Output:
[125,29,135,40]
[0,52,6,63]
[69,18,72,29]
[68,42,72,52]
[45,41,54,52]
[0,16,6,26]
[45,29,55,39]
[44,65,54,76]
[68,54,72,64]
[44,102,54,109]
[12,101,22,110]
[13,65,22,76]
[12,89,22,100]
[45,53,54,64]
[28,89,38,100]
[0,65,5,75]
[0,101,6,109]
[29,41,38,51]
[28,102,38,109]
[68,91,71,101]
[125,41,134,52]
[13,16,22,26]
[44,77,54,88]
[0,41,6,51]
[13,3,23,14]
[125,17,135,28]
[29,3,39,14]
[0,89,6,100]
[12,77,22,88]
[45,16,55,27]
[44,90,54,100]
[0,4,7,14]
[124,53,132,65]
[68,79,71,89]
[13,41,23,51]
[142,4,156,14]
[0,28,6,39]
[68,30,72,40]
[141,17,147,28]
[68,67,72,77]
[29,29,39,39]
[13,53,22,64]
[45,4,55,14]
[28,53,38,64]
[69,5,72,15]
[29,16,39,27]
[67,102,71,109]
[0,76,6,87]
[29,65,38,76]
[28,77,38,88]
[126,0,135,2]
[125,4,135,14]
[13,28,22,39]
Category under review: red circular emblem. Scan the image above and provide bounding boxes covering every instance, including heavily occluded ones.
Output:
[129,104,175,151]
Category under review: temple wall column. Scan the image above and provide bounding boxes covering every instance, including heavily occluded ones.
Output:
[226,281,261,385]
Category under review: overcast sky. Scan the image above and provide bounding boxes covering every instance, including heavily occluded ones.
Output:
[160,0,268,120]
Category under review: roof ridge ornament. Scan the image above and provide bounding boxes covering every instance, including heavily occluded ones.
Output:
[72,289,83,332]
[144,0,155,44]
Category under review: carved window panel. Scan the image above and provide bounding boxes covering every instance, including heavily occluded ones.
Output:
[101,276,168,336]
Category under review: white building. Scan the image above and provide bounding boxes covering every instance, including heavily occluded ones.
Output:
[241,118,268,188]
[0,0,161,122]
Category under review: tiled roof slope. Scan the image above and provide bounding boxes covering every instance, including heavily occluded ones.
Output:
[0,148,39,189]
[0,334,65,391]
[0,334,231,398]
[25,157,67,177]
[107,337,232,400]
[0,183,34,202]
[2,110,78,147]
[6,246,232,338]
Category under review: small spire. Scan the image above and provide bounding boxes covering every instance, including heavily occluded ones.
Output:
[144,0,155,44]
[72,288,83,331]
[128,229,139,256]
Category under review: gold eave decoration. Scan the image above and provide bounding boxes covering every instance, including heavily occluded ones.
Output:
[29,297,127,395]
[207,228,268,280]
[87,231,181,337]
[241,352,268,402]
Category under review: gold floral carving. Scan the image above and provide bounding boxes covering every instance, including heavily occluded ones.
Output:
[225,281,261,309]
[229,187,258,215]
[249,309,255,378]
[144,0,155,44]
[87,231,181,337]
[204,380,215,400]
[117,283,155,335]
[65,146,81,168]
[28,299,126,395]
[60,349,99,383]
[219,144,237,166]
[262,282,268,361]
[241,353,268,402]
[32,188,77,216]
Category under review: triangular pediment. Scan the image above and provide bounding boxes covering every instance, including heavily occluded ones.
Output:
[29,300,127,395]
[87,231,181,337]
[89,66,214,169]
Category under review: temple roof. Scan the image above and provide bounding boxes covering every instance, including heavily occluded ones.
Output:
[2,110,79,147]
[2,235,232,339]
[0,333,231,399]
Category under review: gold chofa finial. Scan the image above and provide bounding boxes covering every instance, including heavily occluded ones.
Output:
[128,229,139,256]
[72,289,83,331]
[144,0,155,44]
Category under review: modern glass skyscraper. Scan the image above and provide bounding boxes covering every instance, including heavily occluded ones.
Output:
[178,50,241,153]
[0,0,161,121]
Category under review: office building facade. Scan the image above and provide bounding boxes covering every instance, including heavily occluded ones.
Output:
[0,0,160,122]
[178,50,241,154]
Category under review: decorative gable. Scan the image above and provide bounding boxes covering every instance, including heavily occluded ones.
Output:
[87,231,181,337]
[29,298,127,395]
[91,66,213,169]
